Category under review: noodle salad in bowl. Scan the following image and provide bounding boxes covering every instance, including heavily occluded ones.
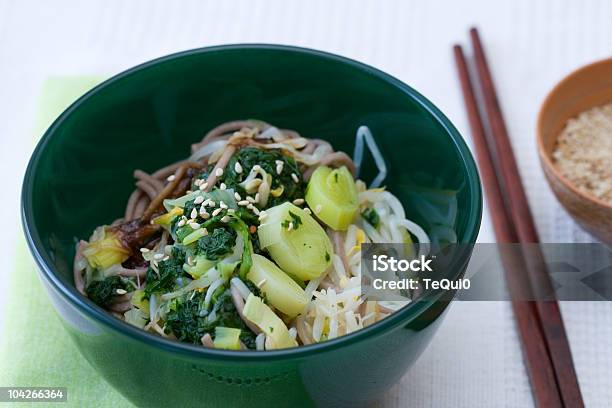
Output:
[73,120,431,351]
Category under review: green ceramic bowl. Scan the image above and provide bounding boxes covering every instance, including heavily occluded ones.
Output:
[22,45,481,407]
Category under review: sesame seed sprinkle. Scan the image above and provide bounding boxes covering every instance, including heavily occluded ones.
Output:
[234,192,242,201]
[177,219,186,227]
[154,253,165,260]
[212,208,222,217]
[234,162,243,174]
[291,173,299,183]
[253,164,262,171]
[219,201,228,209]
[221,215,230,223]
[116,288,127,295]
[246,196,256,203]
[215,168,224,177]
[238,200,249,206]
[140,248,150,253]
[194,196,204,204]
[220,182,227,190]
[276,162,284,175]
[199,182,208,191]
[303,208,312,215]
[166,174,176,182]
[190,208,198,219]
[189,222,200,230]
[293,198,305,205]
[201,212,210,219]
[287,222,294,231]
[227,208,236,214]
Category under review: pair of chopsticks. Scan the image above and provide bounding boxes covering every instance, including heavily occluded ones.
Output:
[454,28,584,407]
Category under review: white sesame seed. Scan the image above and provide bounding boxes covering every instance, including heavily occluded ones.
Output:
[201,212,210,219]
[194,179,203,186]
[189,222,200,229]
[220,183,227,190]
[208,200,216,207]
[116,288,127,295]
[291,173,299,183]
[194,196,204,204]
[221,215,230,223]
[246,196,256,203]
[177,219,186,227]
[166,174,176,182]
[251,206,260,215]
[303,208,312,215]
[238,200,249,206]
[162,256,169,261]
[215,168,224,177]
[256,279,267,288]
[293,198,305,205]
[190,208,198,219]
[234,162,243,174]
[154,253,165,260]
[227,208,236,214]
[287,222,293,231]
[234,192,242,201]
[199,182,208,191]
[275,160,284,165]
[187,256,194,266]
[315,204,322,214]
[252,164,262,171]
[212,208,222,217]
[219,201,228,209]
[139,248,150,253]
[276,163,284,175]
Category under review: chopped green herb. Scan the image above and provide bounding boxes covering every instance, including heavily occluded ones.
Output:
[282,211,303,230]
[197,227,236,260]
[144,246,187,297]
[86,276,132,307]
[361,207,380,229]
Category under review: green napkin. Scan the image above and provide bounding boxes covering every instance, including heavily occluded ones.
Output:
[0,78,133,407]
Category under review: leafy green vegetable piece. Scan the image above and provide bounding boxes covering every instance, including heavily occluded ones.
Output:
[144,246,186,297]
[228,217,253,279]
[86,276,132,307]
[165,289,250,344]
[220,147,305,208]
[197,227,237,260]
[361,207,380,228]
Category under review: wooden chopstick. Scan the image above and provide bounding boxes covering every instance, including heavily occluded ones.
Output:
[454,44,563,408]
[469,27,584,408]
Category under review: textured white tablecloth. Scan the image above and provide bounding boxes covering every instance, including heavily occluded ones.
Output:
[1,1,611,406]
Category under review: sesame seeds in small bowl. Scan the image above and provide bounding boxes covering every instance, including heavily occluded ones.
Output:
[537,57,612,244]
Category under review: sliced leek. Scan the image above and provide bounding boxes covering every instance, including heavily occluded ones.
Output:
[305,166,358,231]
[258,202,333,280]
[247,254,308,317]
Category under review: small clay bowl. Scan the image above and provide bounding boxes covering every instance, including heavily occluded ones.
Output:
[537,57,612,244]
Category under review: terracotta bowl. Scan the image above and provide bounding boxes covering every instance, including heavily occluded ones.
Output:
[537,57,612,244]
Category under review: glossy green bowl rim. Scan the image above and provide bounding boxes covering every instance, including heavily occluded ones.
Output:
[21,44,482,362]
